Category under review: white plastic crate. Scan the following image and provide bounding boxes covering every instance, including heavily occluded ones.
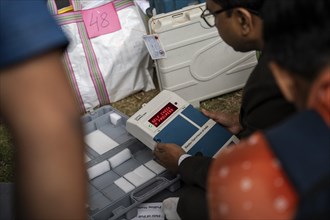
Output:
[82,106,180,220]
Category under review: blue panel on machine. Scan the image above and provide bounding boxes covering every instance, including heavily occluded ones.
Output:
[154,115,198,146]
[188,124,232,157]
[181,105,208,127]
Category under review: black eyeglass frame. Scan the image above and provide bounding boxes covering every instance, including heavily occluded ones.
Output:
[201,7,260,28]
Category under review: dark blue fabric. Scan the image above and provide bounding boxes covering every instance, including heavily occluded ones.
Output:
[0,183,15,220]
[0,0,68,69]
[148,0,205,14]
[239,53,296,138]
[265,110,330,219]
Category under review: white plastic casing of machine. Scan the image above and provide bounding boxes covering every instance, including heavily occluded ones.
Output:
[148,3,258,107]
[126,90,238,157]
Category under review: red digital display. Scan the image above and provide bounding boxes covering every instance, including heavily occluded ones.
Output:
[148,103,178,127]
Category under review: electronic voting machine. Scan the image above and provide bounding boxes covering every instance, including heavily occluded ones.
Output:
[126,90,239,157]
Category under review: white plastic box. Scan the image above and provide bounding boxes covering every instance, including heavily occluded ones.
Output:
[149,3,258,107]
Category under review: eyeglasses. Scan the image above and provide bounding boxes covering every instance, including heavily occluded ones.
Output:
[201,7,260,28]
[201,8,230,27]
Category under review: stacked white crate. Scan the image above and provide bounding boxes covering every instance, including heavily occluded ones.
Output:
[149,3,258,107]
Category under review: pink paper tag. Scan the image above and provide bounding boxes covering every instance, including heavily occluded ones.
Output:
[82,2,121,39]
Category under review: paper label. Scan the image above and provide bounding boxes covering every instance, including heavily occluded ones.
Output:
[82,2,121,39]
[132,203,164,220]
[143,35,166,60]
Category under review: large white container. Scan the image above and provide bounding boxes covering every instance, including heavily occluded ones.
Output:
[149,3,258,107]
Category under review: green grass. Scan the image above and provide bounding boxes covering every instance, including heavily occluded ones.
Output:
[0,123,15,182]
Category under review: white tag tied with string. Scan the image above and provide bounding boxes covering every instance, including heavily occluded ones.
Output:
[143,34,167,60]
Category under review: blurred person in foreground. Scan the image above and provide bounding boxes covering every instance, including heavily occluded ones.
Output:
[208,0,330,219]
[0,0,87,219]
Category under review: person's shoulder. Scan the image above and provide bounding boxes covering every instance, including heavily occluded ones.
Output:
[208,131,298,220]
[0,1,68,68]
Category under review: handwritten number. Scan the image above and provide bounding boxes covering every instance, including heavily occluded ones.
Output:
[90,12,99,32]
[89,12,109,32]
[100,12,109,28]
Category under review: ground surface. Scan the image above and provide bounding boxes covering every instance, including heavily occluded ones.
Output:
[0,89,242,182]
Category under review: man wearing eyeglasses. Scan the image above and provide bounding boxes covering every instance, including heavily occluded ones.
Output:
[154,0,296,220]
[200,0,296,139]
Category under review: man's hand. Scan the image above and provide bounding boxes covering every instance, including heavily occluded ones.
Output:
[153,143,186,174]
[201,109,242,134]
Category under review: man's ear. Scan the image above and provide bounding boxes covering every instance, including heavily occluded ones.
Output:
[269,62,296,102]
[319,69,330,108]
[308,68,330,111]
[235,8,253,36]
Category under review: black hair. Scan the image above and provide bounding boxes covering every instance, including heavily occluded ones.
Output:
[263,0,330,81]
[212,0,265,15]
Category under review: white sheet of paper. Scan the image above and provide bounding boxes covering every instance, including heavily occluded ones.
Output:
[114,177,135,193]
[85,130,118,155]
[124,165,156,187]
[134,165,156,180]
[124,172,145,187]
[144,160,166,175]
[132,203,164,220]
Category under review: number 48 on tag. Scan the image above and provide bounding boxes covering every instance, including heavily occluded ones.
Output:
[82,2,121,39]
